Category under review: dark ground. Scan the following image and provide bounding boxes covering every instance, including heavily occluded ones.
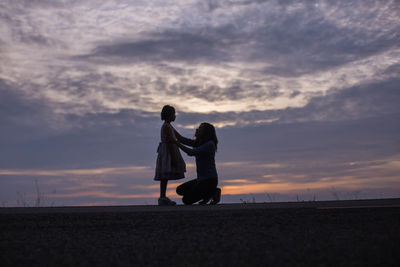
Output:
[1,199,400,266]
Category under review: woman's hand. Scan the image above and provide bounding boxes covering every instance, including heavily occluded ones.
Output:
[175,140,192,155]
[174,129,181,139]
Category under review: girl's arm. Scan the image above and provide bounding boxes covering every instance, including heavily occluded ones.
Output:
[164,124,179,168]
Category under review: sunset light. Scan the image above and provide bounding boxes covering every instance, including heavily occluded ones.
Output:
[1,0,399,206]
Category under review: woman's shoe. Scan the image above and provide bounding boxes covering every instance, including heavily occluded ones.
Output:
[199,198,210,205]
[210,188,221,205]
[158,197,176,206]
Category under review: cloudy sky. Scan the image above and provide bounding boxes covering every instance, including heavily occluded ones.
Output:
[1,0,399,206]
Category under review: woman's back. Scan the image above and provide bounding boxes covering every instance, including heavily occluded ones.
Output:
[190,140,218,181]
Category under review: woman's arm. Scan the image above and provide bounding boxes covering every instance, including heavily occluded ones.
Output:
[174,129,195,147]
[175,140,214,157]
[175,141,193,155]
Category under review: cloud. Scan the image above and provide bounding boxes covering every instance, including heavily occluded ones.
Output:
[0,79,57,140]
[0,78,162,169]
[76,1,399,78]
[0,91,164,170]
[276,77,400,123]
[81,30,231,64]
[2,0,66,9]
[0,1,64,48]
[2,0,399,115]
[172,72,400,128]
[252,1,400,76]
[1,72,399,170]
[218,114,400,164]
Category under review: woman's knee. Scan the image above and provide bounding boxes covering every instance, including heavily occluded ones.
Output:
[176,179,197,196]
[176,185,184,196]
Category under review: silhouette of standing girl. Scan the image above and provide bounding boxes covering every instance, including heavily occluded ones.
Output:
[154,105,186,206]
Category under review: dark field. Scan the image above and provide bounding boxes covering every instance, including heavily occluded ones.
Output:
[1,199,400,266]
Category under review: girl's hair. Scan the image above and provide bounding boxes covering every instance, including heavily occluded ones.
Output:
[161,105,175,121]
[195,122,218,150]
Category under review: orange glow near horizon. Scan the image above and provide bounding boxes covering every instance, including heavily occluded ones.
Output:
[2,157,400,203]
[48,191,160,199]
[0,165,153,176]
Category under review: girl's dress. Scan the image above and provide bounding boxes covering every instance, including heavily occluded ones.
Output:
[154,123,186,180]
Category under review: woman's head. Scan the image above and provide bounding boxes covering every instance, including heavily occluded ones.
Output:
[195,122,218,150]
[161,105,176,122]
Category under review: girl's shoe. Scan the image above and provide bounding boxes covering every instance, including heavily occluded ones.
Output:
[210,188,221,205]
[158,197,176,206]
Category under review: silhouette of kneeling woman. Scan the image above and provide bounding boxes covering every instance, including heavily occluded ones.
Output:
[174,122,221,205]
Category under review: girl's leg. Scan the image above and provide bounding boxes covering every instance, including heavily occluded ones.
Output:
[160,180,168,198]
[158,179,176,206]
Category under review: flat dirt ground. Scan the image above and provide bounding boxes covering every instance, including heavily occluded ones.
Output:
[1,199,400,266]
